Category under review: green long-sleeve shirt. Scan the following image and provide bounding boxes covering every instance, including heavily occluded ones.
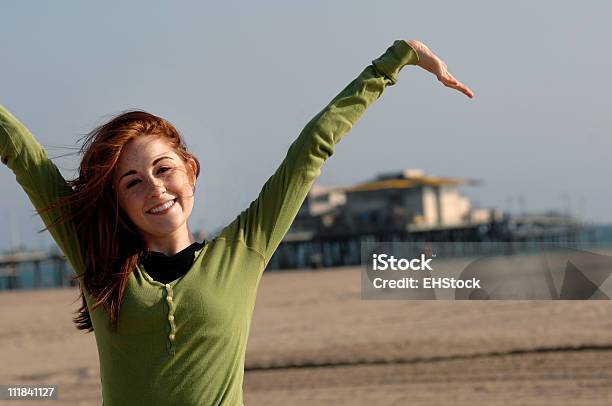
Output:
[0,40,418,405]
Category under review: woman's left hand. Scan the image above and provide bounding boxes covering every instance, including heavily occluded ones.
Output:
[406,40,474,99]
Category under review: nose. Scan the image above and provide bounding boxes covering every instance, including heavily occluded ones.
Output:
[146,177,166,197]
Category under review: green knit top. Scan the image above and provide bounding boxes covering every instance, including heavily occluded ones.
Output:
[0,40,418,405]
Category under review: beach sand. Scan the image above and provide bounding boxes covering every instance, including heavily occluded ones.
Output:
[1,266,612,405]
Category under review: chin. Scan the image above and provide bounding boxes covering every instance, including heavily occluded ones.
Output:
[136,215,184,237]
[147,219,186,234]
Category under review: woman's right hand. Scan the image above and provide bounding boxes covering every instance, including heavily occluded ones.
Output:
[406,40,474,99]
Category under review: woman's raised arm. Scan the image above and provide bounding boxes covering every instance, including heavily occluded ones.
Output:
[0,105,87,279]
[217,40,472,271]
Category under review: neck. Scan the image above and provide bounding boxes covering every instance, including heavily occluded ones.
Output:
[143,224,196,256]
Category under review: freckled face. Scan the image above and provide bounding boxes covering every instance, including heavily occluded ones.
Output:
[113,135,196,240]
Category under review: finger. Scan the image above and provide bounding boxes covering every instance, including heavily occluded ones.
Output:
[458,84,474,98]
[444,71,460,85]
[462,87,474,98]
[447,71,458,80]
[441,73,474,98]
[444,80,474,98]
[453,82,474,98]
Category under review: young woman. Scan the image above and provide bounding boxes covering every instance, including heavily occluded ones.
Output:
[1,39,472,405]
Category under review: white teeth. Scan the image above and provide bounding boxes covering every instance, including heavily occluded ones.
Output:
[149,199,175,214]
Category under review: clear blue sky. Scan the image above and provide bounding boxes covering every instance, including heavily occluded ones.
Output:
[1,1,611,251]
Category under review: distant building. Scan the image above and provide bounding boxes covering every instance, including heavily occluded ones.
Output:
[289,169,500,238]
[267,169,586,270]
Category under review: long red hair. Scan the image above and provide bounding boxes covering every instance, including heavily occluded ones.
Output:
[39,111,200,332]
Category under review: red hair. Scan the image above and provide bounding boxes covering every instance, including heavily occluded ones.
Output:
[40,111,200,332]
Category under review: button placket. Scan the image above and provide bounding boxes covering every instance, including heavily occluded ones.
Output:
[165,283,177,355]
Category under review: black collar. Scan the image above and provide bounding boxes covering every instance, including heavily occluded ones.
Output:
[141,241,206,284]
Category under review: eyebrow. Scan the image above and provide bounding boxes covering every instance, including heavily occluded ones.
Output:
[119,156,175,182]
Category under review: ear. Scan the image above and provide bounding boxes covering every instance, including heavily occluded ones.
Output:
[187,157,198,186]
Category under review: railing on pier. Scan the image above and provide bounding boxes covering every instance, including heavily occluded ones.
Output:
[0,251,76,291]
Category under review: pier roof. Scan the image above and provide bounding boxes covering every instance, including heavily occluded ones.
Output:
[344,176,464,193]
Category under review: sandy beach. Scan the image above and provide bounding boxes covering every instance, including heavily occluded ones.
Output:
[1,266,612,405]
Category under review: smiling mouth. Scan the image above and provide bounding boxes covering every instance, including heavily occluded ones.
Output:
[147,199,178,215]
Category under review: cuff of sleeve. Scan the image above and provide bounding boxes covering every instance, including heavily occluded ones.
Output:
[0,105,25,164]
[372,40,419,85]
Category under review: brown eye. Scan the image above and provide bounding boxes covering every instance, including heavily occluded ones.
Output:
[158,166,172,174]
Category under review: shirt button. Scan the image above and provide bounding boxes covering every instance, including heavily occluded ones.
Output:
[165,283,171,289]
[169,334,175,341]
[168,315,174,321]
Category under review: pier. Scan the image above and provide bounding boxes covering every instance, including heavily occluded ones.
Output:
[0,251,75,290]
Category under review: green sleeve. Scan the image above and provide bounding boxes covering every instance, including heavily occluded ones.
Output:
[0,105,87,280]
[219,40,419,266]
